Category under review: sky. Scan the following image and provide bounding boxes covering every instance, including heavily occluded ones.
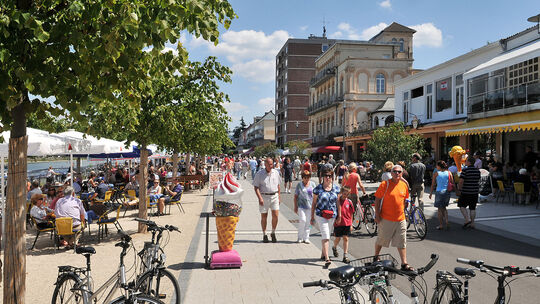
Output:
[179,0,539,130]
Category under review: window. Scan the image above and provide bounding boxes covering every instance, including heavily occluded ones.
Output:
[403,102,409,124]
[322,44,329,52]
[376,74,386,93]
[403,91,409,101]
[455,74,464,115]
[374,116,379,127]
[436,78,452,112]
[285,58,288,66]
[340,77,344,95]
[411,86,423,98]
[399,39,404,52]
[285,71,287,79]
[284,97,287,106]
[426,84,433,119]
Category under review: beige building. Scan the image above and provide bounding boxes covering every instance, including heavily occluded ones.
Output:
[307,22,415,161]
[242,111,276,148]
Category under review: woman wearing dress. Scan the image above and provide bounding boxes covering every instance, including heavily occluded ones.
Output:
[429,160,453,230]
[310,164,341,268]
[294,170,316,244]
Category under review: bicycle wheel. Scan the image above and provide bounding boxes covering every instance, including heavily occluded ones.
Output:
[109,294,165,304]
[364,205,377,237]
[412,207,427,240]
[136,268,181,304]
[51,273,83,304]
[369,286,389,304]
[352,204,363,230]
[430,282,461,304]
[404,207,412,229]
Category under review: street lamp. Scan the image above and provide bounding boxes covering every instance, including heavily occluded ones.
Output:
[342,101,346,162]
[295,121,299,141]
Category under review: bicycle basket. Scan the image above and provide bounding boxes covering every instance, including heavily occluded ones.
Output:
[351,254,398,282]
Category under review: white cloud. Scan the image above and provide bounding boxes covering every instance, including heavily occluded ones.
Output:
[300,25,308,31]
[161,47,179,56]
[189,30,289,83]
[224,102,248,113]
[359,22,388,40]
[410,23,443,47]
[379,0,391,9]
[330,22,361,40]
[258,97,275,112]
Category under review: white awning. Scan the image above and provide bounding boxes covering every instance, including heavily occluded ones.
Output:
[464,39,540,79]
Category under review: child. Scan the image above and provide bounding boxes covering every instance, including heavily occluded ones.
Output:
[332,186,354,264]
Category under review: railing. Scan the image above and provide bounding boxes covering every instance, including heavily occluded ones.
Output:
[468,81,540,114]
[305,95,344,115]
[310,67,336,87]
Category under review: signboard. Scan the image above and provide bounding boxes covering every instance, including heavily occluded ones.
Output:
[209,171,223,189]
[440,81,448,91]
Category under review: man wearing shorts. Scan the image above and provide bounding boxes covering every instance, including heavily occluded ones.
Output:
[373,164,413,271]
[458,157,481,229]
[253,157,281,243]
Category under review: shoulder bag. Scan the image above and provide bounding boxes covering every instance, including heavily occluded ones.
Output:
[447,172,455,192]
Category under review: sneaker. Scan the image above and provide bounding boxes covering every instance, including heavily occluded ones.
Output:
[263,235,269,243]
[297,239,303,243]
[303,240,311,244]
[332,246,338,258]
[342,256,350,264]
[270,232,277,243]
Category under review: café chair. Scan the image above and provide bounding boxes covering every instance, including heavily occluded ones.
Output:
[30,217,55,250]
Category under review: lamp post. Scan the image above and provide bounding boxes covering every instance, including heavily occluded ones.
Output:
[295,121,299,141]
[342,101,346,162]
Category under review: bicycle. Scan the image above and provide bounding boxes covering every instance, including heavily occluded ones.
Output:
[404,198,427,240]
[431,257,540,304]
[352,193,377,236]
[133,218,181,304]
[303,253,439,304]
[51,231,164,304]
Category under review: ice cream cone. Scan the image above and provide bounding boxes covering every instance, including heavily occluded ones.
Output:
[453,155,463,173]
[216,216,239,251]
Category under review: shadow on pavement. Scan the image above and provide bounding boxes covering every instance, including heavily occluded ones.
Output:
[268,257,324,267]
[168,261,206,270]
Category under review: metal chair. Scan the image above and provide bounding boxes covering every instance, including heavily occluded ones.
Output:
[513,182,530,205]
[122,189,138,217]
[30,217,55,250]
[496,180,513,203]
[167,192,185,214]
[94,190,113,204]
[96,205,123,242]
[55,217,83,251]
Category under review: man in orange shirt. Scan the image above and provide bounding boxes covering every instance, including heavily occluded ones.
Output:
[373,164,413,271]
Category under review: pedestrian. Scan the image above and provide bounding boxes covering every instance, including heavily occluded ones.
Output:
[253,157,281,243]
[429,160,454,230]
[249,157,258,180]
[332,185,354,264]
[373,164,413,271]
[294,170,316,244]
[409,153,426,210]
[457,156,480,229]
[343,162,366,208]
[303,157,311,172]
[473,152,483,169]
[293,156,302,180]
[281,157,294,193]
[335,160,347,184]
[327,154,337,168]
[310,164,341,268]
[381,161,394,181]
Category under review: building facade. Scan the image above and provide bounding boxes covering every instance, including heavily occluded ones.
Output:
[242,111,276,148]
[275,36,335,147]
[308,23,415,161]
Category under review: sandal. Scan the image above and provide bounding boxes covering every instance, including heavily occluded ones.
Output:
[324,260,331,268]
[462,221,471,229]
[401,263,415,271]
[436,226,444,230]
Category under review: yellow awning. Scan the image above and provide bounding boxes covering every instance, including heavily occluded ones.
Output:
[446,111,540,136]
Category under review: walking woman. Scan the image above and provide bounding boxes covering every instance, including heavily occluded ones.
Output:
[294,170,316,243]
[311,164,341,268]
[429,160,453,230]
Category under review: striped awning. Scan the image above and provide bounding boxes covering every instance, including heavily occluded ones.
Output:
[446,111,540,136]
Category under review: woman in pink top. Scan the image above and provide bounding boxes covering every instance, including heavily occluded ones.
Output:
[343,162,366,208]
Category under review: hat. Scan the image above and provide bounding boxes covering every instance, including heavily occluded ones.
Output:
[31,193,46,204]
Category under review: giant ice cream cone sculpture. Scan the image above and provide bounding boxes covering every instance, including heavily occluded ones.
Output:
[213,172,243,251]
[449,146,467,173]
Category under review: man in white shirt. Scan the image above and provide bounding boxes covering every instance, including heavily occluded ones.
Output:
[253,157,281,243]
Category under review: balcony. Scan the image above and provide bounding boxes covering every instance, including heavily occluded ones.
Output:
[305,95,344,116]
[468,81,540,115]
[310,67,336,87]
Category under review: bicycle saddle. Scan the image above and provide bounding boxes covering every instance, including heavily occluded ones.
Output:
[329,265,355,283]
[454,267,476,277]
[75,247,96,255]
[373,259,396,269]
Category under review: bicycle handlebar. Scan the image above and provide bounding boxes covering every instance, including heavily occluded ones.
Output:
[303,280,325,288]
[457,258,540,277]
[134,218,156,226]
[418,253,439,275]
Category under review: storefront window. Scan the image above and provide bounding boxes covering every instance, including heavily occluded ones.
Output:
[436,77,452,112]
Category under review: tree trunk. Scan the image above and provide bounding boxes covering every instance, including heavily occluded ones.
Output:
[172,152,179,178]
[4,102,27,304]
[185,153,190,173]
[137,144,148,233]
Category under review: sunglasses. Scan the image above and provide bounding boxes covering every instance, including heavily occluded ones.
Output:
[392,170,403,174]
[324,174,333,178]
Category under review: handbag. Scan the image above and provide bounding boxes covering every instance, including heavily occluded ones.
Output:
[321,209,334,219]
[447,173,455,192]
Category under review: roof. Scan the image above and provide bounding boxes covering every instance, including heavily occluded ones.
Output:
[370,22,416,41]
[371,97,395,113]
[500,24,538,44]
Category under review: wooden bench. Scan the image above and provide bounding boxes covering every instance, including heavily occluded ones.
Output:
[177,175,207,190]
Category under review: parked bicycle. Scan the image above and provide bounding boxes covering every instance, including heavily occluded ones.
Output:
[431,257,540,304]
[51,231,164,304]
[303,253,439,304]
[404,198,427,240]
[133,218,181,304]
[352,193,377,236]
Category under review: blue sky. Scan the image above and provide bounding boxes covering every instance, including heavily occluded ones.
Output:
[180,0,539,129]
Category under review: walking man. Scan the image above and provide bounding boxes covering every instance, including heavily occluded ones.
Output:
[293,156,302,180]
[249,157,258,180]
[458,157,481,229]
[253,157,281,243]
[373,165,413,271]
[409,153,426,210]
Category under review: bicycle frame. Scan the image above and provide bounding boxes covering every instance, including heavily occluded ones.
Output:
[80,268,125,304]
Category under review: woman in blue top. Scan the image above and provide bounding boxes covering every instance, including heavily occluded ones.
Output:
[294,170,316,244]
[429,160,453,230]
[310,164,341,268]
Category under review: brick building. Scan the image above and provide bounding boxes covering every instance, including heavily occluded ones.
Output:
[275,35,335,147]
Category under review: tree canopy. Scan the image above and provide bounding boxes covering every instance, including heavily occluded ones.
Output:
[253,142,279,158]
[285,140,311,159]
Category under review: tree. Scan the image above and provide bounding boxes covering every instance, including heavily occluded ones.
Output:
[232,117,247,144]
[363,122,425,173]
[253,142,279,158]
[0,1,236,302]
[285,140,311,159]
